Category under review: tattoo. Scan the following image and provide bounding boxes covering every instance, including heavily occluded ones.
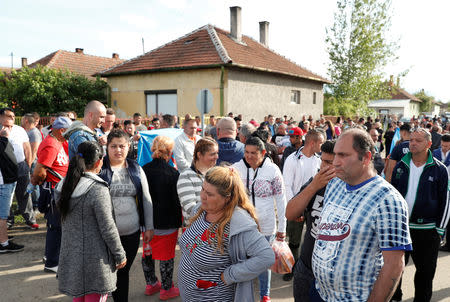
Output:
[384,277,399,301]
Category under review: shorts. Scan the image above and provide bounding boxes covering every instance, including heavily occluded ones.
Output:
[0,182,17,219]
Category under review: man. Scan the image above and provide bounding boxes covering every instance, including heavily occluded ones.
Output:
[286,141,336,301]
[391,128,449,301]
[430,125,442,151]
[173,118,201,172]
[151,118,160,129]
[31,117,71,272]
[160,114,175,129]
[311,128,411,301]
[267,114,276,136]
[0,108,38,230]
[0,125,23,252]
[237,123,256,144]
[432,133,450,174]
[280,127,303,171]
[97,108,116,137]
[204,115,216,138]
[385,123,411,183]
[272,123,288,147]
[123,120,140,160]
[64,100,106,159]
[216,117,244,165]
[133,112,147,132]
[369,128,385,175]
[282,129,324,281]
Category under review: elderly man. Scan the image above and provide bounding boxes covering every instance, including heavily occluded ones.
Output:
[31,117,71,273]
[238,123,256,144]
[216,117,244,165]
[64,100,106,160]
[391,128,449,301]
[369,128,385,175]
[173,118,201,172]
[312,128,411,301]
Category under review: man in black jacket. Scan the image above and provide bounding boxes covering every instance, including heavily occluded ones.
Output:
[0,127,23,253]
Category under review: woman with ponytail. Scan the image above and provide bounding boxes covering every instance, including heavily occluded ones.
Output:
[178,166,275,302]
[56,141,126,302]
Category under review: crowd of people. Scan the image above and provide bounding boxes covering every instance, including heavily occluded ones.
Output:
[0,102,449,302]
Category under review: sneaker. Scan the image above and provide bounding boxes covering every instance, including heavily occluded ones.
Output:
[145,281,161,296]
[440,245,450,252]
[260,296,271,302]
[27,223,39,230]
[0,241,24,253]
[159,286,180,300]
[282,272,293,281]
[6,221,14,230]
[44,266,58,273]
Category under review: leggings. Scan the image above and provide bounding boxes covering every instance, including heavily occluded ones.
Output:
[142,256,175,290]
[73,294,108,302]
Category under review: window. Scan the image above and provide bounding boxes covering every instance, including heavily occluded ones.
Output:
[291,90,301,104]
[145,90,178,116]
[313,92,317,104]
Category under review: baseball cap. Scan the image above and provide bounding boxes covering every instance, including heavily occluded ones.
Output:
[288,127,303,136]
[53,117,72,129]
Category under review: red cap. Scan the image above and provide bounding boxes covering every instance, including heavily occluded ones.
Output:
[288,127,303,136]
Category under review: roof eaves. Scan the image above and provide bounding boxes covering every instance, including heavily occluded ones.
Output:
[101,63,226,77]
[230,63,331,84]
[206,24,232,64]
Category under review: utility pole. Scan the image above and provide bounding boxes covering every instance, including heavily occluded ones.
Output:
[142,38,145,54]
[10,52,13,68]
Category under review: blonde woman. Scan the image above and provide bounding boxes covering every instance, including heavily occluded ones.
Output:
[178,166,275,302]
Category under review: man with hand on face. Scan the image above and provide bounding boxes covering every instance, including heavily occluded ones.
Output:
[311,128,411,302]
[286,140,336,301]
[391,128,449,301]
[64,100,106,160]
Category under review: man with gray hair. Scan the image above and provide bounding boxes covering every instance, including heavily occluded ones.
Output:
[216,117,244,165]
[391,128,449,301]
[238,123,256,144]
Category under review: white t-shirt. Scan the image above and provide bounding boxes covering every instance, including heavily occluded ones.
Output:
[405,161,425,217]
[8,125,29,163]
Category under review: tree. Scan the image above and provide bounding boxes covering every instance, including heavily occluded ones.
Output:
[325,0,398,115]
[0,66,108,116]
[415,89,434,113]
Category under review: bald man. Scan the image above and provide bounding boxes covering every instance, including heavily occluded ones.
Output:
[216,117,244,165]
[64,100,106,159]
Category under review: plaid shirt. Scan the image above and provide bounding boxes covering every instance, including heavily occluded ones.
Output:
[312,176,412,301]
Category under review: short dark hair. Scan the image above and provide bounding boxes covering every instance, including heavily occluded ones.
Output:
[133,112,142,118]
[107,129,129,147]
[151,118,160,123]
[234,117,242,122]
[252,129,269,142]
[123,120,133,126]
[321,140,335,154]
[442,134,450,142]
[305,129,325,145]
[343,129,375,161]
[23,113,35,124]
[0,107,14,115]
[106,108,115,115]
[400,123,411,132]
[245,136,266,152]
[162,114,175,127]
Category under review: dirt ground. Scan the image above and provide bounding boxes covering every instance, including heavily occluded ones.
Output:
[1,223,449,301]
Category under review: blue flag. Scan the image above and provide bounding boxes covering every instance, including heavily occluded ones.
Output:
[390,127,401,154]
[137,128,183,167]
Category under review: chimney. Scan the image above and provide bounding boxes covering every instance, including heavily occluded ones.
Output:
[21,57,27,67]
[75,48,84,54]
[230,6,242,42]
[259,21,269,47]
[396,76,400,87]
[112,53,119,59]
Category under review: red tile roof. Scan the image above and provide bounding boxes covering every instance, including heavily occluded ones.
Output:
[29,50,125,79]
[390,86,422,103]
[0,67,15,74]
[101,25,329,83]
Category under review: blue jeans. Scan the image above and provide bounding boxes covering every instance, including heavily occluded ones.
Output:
[0,182,16,219]
[259,234,275,298]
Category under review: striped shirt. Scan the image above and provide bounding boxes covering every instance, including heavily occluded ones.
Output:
[177,166,204,221]
[312,176,412,301]
[178,212,234,302]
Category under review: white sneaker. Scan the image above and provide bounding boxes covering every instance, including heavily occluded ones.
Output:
[44,266,58,273]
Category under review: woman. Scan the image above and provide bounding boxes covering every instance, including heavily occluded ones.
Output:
[178,166,275,302]
[57,141,127,302]
[98,129,154,302]
[233,137,287,302]
[177,137,218,221]
[252,128,280,167]
[324,120,336,140]
[141,136,182,300]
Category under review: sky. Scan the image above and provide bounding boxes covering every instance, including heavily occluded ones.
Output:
[1,0,449,102]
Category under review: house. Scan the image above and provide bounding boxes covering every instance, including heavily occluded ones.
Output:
[368,83,422,119]
[100,6,329,120]
[25,48,124,80]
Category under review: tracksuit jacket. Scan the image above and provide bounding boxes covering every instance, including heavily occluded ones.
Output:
[391,150,450,236]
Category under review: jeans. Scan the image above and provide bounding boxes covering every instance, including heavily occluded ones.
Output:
[9,162,35,224]
[112,231,140,302]
[258,234,275,298]
[0,182,16,219]
[293,258,314,302]
[41,183,61,268]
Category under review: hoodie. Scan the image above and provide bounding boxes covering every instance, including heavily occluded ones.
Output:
[63,121,98,160]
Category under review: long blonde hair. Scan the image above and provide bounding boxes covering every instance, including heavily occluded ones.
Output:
[189,166,259,253]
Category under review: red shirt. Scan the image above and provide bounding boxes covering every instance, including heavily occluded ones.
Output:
[37,134,69,185]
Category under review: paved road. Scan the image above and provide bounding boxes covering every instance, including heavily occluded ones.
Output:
[1,225,449,301]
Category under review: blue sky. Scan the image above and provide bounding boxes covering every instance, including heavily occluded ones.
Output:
[1,0,449,102]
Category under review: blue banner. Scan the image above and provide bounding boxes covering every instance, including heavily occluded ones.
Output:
[389,127,401,154]
[137,128,183,167]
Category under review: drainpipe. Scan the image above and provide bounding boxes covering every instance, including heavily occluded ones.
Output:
[220,66,225,116]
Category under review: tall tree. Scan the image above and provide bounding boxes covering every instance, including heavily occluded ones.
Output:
[325,0,397,115]
[415,89,434,113]
[0,66,108,116]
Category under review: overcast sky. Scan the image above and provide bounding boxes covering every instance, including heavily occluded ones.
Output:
[1,0,449,102]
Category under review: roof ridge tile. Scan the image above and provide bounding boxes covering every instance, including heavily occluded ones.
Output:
[206,24,231,64]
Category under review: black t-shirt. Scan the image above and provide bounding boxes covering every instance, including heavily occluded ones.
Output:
[390,141,409,161]
[298,177,326,270]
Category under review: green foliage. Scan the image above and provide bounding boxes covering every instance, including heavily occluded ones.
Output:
[0,66,108,116]
[415,90,434,113]
[326,0,398,115]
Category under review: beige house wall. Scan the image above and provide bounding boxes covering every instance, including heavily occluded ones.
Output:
[107,69,223,118]
[226,69,323,122]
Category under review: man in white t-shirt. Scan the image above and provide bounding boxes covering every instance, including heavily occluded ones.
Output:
[0,108,38,230]
[282,129,324,281]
